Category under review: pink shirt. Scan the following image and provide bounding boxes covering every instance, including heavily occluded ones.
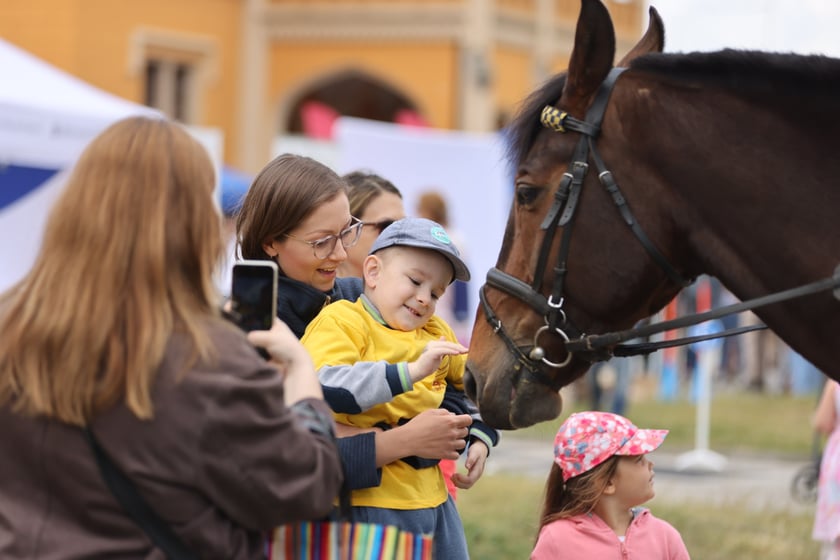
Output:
[531,508,690,559]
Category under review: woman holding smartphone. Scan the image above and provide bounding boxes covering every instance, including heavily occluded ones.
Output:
[0,118,342,558]
[236,154,472,490]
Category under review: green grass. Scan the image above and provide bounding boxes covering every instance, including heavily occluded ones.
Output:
[459,475,542,559]
[460,392,822,559]
[656,501,818,560]
[505,391,819,458]
[459,474,820,560]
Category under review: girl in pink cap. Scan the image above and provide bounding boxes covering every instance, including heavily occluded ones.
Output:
[531,411,690,559]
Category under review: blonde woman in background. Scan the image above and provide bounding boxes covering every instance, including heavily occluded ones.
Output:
[0,117,343,559]
[338,170,405,279]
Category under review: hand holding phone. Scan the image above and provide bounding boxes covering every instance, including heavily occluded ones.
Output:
[230,260,278,358]
[247,320,324,404]
[246,319,311,368]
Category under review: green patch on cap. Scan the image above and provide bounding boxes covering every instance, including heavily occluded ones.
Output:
[430,226,451,245]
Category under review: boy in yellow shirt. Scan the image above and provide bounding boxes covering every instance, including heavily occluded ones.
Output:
[301,217,498,559]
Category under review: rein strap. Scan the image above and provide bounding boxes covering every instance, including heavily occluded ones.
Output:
[568,268,840,354]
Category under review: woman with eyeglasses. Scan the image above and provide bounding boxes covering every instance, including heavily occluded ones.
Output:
[338,171,406,279]
[236,154,472,494]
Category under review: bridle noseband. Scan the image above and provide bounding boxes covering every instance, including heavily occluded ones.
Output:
[478,67,690,389]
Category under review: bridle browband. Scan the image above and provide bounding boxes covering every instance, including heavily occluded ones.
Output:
[479,66,840,390]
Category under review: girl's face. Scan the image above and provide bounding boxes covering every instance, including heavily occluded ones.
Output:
[343,192,405,278]
[610,454,656,508]
[363,246,452,331]
[263,193,354,292]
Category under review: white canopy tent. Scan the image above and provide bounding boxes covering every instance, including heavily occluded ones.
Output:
[0,39,157,291]
[0,38,157,169]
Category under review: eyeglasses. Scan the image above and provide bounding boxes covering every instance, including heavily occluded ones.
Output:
[361,219,395,233]
[282,217,363,259]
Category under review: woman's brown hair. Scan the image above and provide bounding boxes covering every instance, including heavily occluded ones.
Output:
[0,116,223,425]
[236,153,348,261]
[343,170,402,219]
[536,456,620,538]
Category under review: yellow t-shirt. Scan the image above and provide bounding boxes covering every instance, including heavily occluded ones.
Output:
[302,297,466,509]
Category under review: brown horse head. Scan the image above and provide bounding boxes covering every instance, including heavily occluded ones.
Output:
[464,1,681,429]
[468,0,840,430]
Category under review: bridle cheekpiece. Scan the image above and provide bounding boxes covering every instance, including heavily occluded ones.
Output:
[479,67,690,390]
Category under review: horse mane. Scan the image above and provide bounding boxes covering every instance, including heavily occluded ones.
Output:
[506,49,840,168]
[630,49,840,97]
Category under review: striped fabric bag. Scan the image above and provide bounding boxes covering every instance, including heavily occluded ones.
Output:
[268,521,433,560]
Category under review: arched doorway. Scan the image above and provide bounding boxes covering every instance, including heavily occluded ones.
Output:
[285,70,427,138]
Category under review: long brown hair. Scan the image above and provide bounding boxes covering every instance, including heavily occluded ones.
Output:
[0,117,223,425]
[536,456,620,537]
[237,153,348,261]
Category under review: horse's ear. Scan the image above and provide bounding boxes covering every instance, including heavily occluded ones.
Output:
[616,6,665,67]
[559,0,616,115]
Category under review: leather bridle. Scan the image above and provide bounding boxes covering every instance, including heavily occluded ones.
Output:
[479,66,840,391]
[479,67,692,389]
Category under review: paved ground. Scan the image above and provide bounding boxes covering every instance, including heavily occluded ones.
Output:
[485,437,817,513]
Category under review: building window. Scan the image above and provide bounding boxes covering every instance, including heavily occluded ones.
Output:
[144,58,195,123]
[129,28,218,125]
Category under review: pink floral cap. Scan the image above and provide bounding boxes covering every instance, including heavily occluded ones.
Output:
[554,411,668,482]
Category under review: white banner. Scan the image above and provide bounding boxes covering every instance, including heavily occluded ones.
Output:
[335,117,513,334]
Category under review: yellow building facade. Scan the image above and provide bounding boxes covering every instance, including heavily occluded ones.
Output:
[0,0,646,172]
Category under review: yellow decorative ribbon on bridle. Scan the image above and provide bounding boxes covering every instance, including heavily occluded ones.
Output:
[540,106,568,133]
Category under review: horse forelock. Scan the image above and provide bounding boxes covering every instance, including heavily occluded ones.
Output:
[505,73,567,171]
[498,73,567,270]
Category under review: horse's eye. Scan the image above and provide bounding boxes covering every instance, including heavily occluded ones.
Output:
[516,184,542,207]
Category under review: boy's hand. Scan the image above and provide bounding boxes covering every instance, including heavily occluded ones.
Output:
[451,440,489,490]
[407,338,468,383]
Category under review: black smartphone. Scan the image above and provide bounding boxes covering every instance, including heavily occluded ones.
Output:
[230,260,278,338]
